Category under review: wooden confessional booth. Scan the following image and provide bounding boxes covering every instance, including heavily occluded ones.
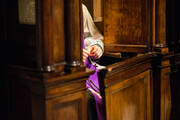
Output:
[5,0,180,120]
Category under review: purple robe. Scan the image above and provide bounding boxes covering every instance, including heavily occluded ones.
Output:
[83,35,105,120]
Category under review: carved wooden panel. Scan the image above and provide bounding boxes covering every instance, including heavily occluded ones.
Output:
[104,0,151,53]
[46,91,86,120]
[105,70,152,120]
[52,100,81,120]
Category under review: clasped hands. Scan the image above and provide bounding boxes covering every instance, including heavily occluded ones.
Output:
[83,45,103,62]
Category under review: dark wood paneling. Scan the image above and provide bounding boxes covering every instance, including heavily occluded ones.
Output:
[105,70,152,120]
[100,52,173,120]
[7,0,83,71]
[7,0,37,68]
[46,91,86,120]
[8,65,93,120]
[99,53,157,120]
[36,0,68,70]
[104,0,152,53]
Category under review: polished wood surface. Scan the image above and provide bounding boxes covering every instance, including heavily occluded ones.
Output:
[105,70,151,120]
[6,0,83,71]
[64,0,82,66]
[102,0,174,118]
[3,0,179,119]
[160,56,171,120]
[104,0,152,53]
[8,65,94,120]
[99,52,173,120]
[156,0,166,46]
[6,0,88,120]
[100,53,155,120]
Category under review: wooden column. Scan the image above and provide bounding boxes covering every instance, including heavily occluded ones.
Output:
[36,0,83,72]
[64,0,82,67]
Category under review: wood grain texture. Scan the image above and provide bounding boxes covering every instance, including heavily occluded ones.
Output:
[8,65,93,120]
[46,91,86,120]
[6,0,83,71]
[64,0,82,66]
[105,70,151,120]
[98,53,157,120]
[156,0,166,46]
[52,0,65,64]
[160,59,171,120]
[104,0,152,53]
[99,52,172,120]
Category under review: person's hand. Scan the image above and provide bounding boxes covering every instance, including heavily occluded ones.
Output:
[83,45,103,62]
[83,49,90,62]
[87,45,103,60]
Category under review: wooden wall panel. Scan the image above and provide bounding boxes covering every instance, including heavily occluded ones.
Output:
[45,91,86,120]
[105,70,152,120]
[104,0,151,53]
[6,0,37,68]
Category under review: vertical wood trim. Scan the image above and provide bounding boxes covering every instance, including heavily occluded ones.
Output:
[52,0,65,64]
[160,66,171,120]
[65,0,82,66]
[36,0,43,68]
[41,0,54,66]
[93,0,103,22]
[36,0,83,71]
[147,70,153,120]
[105,88,110,120]
[152,0,156,48]
[36,0,54,68]
[156,0,166,45]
